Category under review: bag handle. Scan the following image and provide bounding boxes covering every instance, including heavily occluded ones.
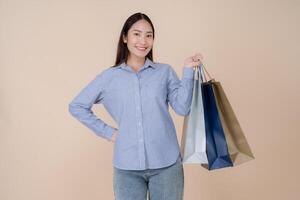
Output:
[197,63,213,82]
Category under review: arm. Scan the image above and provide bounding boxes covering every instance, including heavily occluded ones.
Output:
[167,65,195,116]
[68,73,118,141]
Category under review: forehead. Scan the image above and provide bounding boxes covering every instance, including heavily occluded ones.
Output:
[130,20,153,33]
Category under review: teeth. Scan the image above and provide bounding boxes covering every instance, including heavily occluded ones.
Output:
[137,47,146,50]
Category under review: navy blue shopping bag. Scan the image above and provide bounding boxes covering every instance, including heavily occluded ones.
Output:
[199,65,233,170]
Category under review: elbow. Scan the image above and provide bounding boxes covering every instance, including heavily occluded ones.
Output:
[68,102,79,117]
[68,103,75,116]
[178,99,192,116]
[68,102,91,119]
[169,94,193,116]
[181,109,191,116]
[169,100,192,116]
[175,106,191,116]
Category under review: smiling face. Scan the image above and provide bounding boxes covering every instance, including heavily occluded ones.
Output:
[123,19,154,60]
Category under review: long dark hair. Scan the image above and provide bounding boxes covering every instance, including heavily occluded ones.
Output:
[112,12,155,67]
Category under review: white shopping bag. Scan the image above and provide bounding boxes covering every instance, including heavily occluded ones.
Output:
[180,64,208,164]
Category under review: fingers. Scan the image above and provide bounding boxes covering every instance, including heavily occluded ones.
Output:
[192,53,203,62]
[192,53,203,68]
[111,131,117,142]
[183,52,204,68]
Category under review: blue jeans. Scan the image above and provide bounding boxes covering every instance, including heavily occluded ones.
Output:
[113,159,184,200]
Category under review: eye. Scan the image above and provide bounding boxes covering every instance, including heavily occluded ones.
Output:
[147,35,153,38]
[134,33,139,36]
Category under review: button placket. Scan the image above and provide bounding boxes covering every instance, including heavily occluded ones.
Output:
[133,73,146,169]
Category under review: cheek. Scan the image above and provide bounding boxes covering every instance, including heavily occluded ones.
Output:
[126,42,137,52]
[147,41,154,48]
[128,36,139,43]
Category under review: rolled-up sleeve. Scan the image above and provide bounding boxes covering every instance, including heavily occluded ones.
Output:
[167,65,195,116]
[68,73,118,141]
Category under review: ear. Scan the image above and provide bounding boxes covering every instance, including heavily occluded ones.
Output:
[123,35,127,43]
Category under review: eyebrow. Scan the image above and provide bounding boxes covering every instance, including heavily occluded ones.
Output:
[132,29,153,33]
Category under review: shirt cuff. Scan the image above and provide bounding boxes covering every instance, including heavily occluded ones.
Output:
[182,66,195,80]
[104,126,118,141]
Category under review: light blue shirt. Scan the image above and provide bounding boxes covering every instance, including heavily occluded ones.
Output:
[69,57,195,170]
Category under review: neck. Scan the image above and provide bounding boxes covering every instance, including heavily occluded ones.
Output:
[126,55,146,69]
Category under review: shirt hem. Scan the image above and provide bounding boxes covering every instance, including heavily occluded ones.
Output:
[113,151,181,171]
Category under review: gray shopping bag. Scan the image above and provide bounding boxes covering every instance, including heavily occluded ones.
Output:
[181,64,208,164]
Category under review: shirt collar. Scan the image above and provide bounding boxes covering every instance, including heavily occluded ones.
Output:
[116,57,156,70]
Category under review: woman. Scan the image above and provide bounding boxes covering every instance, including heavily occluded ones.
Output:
[69,12,203,200]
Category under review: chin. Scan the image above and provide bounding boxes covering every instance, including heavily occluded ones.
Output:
[134,52,149,58]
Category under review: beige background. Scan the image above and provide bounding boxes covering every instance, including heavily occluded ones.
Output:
[1,0,299,199]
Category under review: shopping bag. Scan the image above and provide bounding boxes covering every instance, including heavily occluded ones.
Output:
[200,74,233,170]
[199,64,254,170]
[181,65,208,164]
[211,82,255,166]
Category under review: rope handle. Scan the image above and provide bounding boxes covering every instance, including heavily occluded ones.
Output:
[196,62,213,82]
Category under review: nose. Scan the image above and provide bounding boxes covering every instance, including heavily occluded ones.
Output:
[139,36,147,44]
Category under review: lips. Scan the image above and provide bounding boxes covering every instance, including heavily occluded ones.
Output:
[136,46,147,51]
